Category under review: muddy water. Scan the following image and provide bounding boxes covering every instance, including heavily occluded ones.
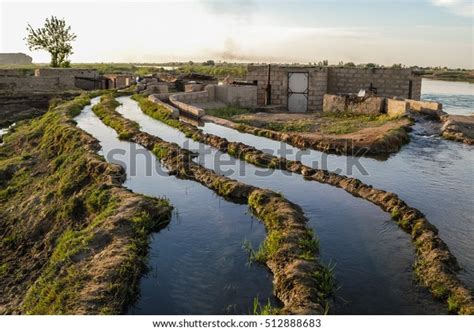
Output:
[116,96,446,314]
[75,98,276,314]
[200,83,474,291]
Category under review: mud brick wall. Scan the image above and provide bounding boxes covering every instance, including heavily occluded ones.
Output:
[327,68,421,100]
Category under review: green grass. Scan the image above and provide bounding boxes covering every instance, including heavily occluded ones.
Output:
[312,262,337,298]
[447,295,461,313]
[205,106,253,120]
[319,113,394,135]
[0,93,172,314]
[244,230,283,263]
[263,119,313,133]
[176,63,247,78]
[298,230,319,261]
[252,297,280,315]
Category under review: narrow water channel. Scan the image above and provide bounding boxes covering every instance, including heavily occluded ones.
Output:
[75,98,277,314]
[200,100,474,290]
[115,96,446,314]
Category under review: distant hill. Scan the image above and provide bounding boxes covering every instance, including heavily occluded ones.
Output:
[0,53,33,65]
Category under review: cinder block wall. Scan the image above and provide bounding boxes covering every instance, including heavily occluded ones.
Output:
[327,68,421,100]
[246,65,328,112]
[246,65,422,112]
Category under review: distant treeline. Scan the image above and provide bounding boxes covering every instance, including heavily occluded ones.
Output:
[1,61,472,82]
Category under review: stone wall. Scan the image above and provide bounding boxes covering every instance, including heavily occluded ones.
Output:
[247,65,422,112]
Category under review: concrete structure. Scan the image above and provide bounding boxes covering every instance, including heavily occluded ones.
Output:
[0,53,32,65]
[0,68,117,93]
[165,84,258,118]
[214,85,257,108]
[0,68,139,93]
[386,98,409,118]
[246,65,422,112]
[322,92,442,119]
[148,94,179,119]
[184,82,205,92]
[104,74,133,89]
[323,94,384,115]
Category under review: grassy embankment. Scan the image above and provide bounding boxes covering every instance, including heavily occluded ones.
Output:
[93,94,335,314]
[0,94,172,314]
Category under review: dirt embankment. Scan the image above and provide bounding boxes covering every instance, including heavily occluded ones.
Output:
[136,96,473,315]
[441,115,474,145]
[93,94,333,314]
[0,92,81,128]
[205,114,411,159]
[0,95,172,314]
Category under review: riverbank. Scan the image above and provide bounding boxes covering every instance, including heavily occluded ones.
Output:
[0,92,80,127]
[440,115,474,145]
[134,94,473,314]
[92,93,334,314]
[0,95,172,314]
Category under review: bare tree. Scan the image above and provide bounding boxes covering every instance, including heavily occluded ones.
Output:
[25,16,77,68]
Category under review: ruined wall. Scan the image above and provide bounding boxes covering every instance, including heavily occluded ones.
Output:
[0,68,101,93]
[327,68,422,100]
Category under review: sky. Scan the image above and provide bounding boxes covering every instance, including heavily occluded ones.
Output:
[0,0,473,68]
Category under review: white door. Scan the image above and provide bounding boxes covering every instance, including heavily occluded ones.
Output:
[288,72,308,112]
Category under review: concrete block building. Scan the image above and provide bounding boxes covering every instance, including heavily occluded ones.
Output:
[246,65,422,112]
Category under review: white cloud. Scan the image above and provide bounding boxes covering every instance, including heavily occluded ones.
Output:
[431,0,474,17]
